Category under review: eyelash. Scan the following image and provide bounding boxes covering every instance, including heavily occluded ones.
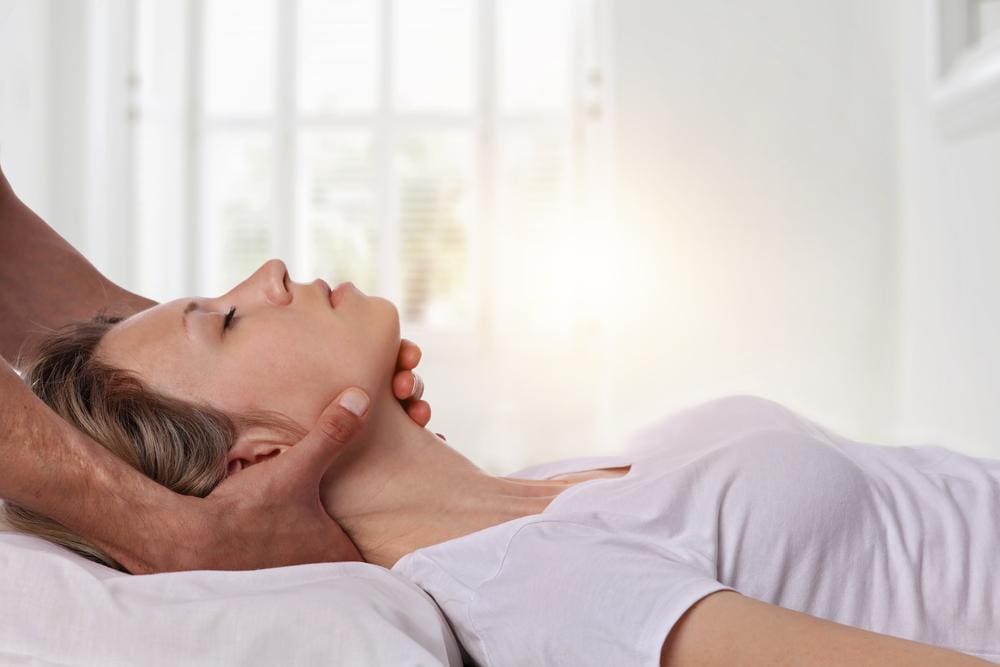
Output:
[222,306,237,331]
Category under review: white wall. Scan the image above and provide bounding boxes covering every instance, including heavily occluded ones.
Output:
[606,0,903,447]
[0,0,51,219]
[0,0,134,279]
[12,1,997,465]
[895,3,1000,458]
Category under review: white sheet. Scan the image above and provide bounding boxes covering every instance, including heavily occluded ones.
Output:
[0,528,461,666]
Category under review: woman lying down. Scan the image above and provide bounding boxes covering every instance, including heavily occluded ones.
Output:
[7,259,998,666]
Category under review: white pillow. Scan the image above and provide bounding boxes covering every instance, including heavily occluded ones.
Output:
[0,530,462,666]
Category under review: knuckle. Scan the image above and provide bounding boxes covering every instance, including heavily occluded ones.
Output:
[320,412,358,443]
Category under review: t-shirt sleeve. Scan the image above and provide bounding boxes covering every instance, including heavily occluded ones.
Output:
[465,520,734,667]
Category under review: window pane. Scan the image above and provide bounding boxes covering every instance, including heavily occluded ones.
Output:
[498,130,571,226]
[202,131,274,295]
[297,130,378,291]
[203,0,275,116]
[396,132,475,326]
[499,0,573,113]
[298,0,378,114]
[394,0,474,112]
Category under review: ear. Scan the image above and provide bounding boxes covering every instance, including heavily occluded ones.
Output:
[226,426,293,476]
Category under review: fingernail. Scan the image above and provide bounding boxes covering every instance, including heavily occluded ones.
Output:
[339,388,369,416]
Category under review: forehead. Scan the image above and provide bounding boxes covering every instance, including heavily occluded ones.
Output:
[96,299,206,394]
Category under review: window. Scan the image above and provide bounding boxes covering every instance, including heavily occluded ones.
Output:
[932,0,1000,136]
[132,0,611,336]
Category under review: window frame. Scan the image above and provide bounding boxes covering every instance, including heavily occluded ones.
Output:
[131,0,612,341]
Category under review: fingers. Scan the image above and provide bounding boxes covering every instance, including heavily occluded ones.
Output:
[279,388,370,483]
[393,370,424,401]
[410,373,424,401]
[405,400,431,427]
[394,341,429,429]
[392,371,412,400]
[397,338,422,371]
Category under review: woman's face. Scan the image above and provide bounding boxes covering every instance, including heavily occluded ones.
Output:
[96,259,400,432]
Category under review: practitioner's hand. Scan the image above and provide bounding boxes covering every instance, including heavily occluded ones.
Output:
[392,338,434,430]
[156,388,372,572]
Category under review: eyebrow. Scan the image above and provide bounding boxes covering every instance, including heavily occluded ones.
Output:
[181,301,198,337]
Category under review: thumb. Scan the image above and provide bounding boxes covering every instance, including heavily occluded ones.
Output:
[281,387,370,483]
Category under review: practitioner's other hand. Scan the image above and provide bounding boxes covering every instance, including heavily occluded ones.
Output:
[154,388,371,572]
[392,338,434,429]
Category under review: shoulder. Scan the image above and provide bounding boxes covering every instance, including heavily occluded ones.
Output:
[463,519,732,666]
[398,516,732,666]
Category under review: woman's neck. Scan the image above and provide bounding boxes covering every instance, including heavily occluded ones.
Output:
[319,387,574,568]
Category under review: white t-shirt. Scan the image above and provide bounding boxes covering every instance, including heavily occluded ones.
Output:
[392,395,1000,666]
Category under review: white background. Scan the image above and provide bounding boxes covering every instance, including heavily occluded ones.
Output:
[2,0,1000,468]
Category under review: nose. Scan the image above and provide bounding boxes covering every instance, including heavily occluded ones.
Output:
[225,258,291,307]
[259,258,292,305]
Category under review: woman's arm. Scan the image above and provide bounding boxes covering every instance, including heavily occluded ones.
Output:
[661,591,990,666]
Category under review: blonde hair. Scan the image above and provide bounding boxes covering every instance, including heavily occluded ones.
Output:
[4,314,303,571]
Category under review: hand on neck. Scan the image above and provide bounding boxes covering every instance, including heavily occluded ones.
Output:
[319,383,575,568]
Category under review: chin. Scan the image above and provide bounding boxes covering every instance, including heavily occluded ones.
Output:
[373,296,402,371]
[373,296,400,337]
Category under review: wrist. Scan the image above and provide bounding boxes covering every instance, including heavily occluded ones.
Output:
[88,486,199,574]
[44,408,222,574]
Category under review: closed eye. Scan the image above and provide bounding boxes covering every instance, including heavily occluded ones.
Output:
[222,306,237,331]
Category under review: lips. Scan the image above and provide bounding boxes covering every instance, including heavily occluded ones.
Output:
[329,281,356,309]
[311,278,332,306]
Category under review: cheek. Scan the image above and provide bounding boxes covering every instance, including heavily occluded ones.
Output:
[305,302,400,409]
[200,339,321,422]
[207,305,400,427]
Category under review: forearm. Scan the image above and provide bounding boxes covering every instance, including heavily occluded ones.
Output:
[0,359,187,572]
[662,591,990,666]
[0,167,154,365]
